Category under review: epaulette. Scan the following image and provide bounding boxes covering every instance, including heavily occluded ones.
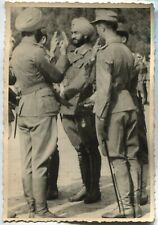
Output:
[98,44,108,51]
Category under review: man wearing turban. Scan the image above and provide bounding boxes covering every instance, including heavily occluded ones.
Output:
[60,17,101,204]
[10,8,69,218]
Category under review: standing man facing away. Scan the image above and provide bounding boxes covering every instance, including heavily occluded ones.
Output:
[91,10,142,218]
[60,17,101,204]
[11,8,69,218]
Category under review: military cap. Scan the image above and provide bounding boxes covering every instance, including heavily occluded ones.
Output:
[15,8,43,32]
[117,22,128,34]
[91,9,118,24]
[71,17,95,37]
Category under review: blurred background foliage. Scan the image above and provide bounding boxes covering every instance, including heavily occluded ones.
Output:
[11,7,150,58]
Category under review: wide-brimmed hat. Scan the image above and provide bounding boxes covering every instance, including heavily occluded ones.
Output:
[91,9,118,24]
[15,8,43,32]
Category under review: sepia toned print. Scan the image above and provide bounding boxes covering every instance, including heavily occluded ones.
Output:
[4,2,155,222]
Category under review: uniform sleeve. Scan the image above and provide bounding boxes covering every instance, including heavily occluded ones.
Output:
[63,58,95,100]
[95,51,113,119]
[34,47,69,83]
[99,62,112,119]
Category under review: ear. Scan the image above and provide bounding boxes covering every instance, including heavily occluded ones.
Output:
[42,36,46,43]
[122,36,127,44]
[84,35,88,40]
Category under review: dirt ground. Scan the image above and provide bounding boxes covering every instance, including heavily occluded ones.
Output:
[6,104,151,220]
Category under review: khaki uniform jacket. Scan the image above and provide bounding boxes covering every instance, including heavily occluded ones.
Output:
[11,37,68,116]
[94,39,136,119]
[60,44,95,115]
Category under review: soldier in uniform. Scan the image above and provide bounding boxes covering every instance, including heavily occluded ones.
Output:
[11,8,69,218]
[137,54,148,105]
[91,10,142,218]
[60,17,101,204]
[116,22,149,206]
[8,37,17,139]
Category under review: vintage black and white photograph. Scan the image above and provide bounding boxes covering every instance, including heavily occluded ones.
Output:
[4,2,154,222]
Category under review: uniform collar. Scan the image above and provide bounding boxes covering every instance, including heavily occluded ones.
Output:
[99,37,121,50]
[68,43,91,64]
[21,36,36,45]
[74,43,92,56]
[21,37,44,49]
[106,36,121,46]
[69,43,91,55]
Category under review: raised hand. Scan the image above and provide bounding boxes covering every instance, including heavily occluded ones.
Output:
[50,31,58,54]
[59,32,69,55]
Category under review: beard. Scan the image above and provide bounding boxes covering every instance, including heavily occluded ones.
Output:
[71,36,88,47]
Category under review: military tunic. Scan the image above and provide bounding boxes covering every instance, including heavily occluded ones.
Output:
[61,44,97,148]
[60,43,101,197]
[94,38,142,216]
[11,37,68,205]
[95,40,139,159]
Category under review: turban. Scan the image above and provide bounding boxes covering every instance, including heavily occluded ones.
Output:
[71,17,95,37]
[15,8,43,32]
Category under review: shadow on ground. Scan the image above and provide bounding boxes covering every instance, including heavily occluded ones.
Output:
[8,176,116,217]
[8,175,150,219]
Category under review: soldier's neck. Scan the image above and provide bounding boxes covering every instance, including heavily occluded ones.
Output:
[105,32,118,45]
[104,30,117,44]
[22,35,36,44]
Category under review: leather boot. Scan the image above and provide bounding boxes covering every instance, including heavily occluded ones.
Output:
[69,149,87,202]
[22,176,35,217]
[102,159,134,218]
[84,147,101,204]
[22,176,34,204]
[47,149,59,200]
[33,178,56,218]
[102,208,134,218]
[128,159,142,217]
[8,211,16,218]
[27,200,36,218]
[69,185,86,202]
[127,159,143,218]
[133,191,142,218]
[140,164,148,205]
[34,210,57,218]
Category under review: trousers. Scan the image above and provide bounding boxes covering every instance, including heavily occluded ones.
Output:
[62,113,101,194]
[96,110,139,159]
[96,110,140,213]
[18,116,58,210]
[62,113,98,153]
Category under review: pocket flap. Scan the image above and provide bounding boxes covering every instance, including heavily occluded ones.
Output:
[38,88,54,97]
